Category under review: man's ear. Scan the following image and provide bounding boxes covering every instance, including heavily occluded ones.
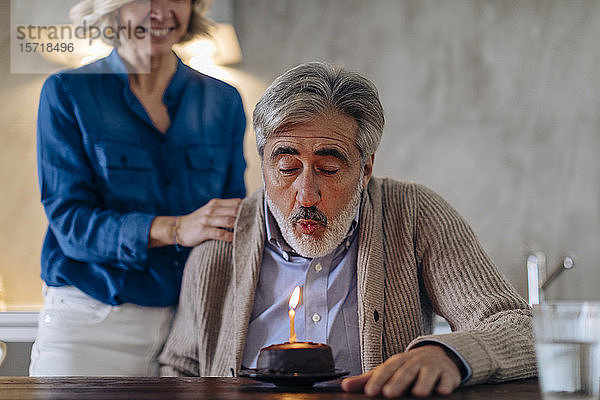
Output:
[362,154,375,189]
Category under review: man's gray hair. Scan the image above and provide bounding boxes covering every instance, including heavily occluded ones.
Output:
[253,62,385,161]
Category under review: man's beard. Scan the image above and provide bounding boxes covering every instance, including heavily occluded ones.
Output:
[266,177,363,259]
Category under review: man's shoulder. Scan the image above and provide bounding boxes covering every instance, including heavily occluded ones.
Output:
[368,176,418,201]
[371,176,414,188]
[369,177,442,201]
[186,240,234,271]
[186,189,264,271]
[238,188,264,219]
[366,177,453,223]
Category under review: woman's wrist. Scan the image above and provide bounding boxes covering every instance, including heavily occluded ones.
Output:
[173,216,182,251]
[149,216,178,248]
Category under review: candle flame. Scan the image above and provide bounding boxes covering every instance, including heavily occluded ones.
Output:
[288,286,300,343]
[289,286,301,310]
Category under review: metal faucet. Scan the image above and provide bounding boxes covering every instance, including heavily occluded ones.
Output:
[526,252,575,305]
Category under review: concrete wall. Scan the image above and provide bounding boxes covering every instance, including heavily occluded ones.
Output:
[233,0,600,300]
[0,0,598,309]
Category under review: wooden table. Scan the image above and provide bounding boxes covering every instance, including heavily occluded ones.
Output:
[0,377,540,400]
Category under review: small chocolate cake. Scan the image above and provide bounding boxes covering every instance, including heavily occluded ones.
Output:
[257,342,334,373]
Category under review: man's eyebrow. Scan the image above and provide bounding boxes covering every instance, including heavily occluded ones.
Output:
[270,146,299,160]
[314,148,349,163]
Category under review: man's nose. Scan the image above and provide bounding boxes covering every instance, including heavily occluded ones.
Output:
[295,171,321,208]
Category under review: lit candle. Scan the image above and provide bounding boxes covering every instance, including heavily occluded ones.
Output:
[288,286,301,343]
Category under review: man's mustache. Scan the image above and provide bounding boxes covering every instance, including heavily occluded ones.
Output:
[290,206,328,226]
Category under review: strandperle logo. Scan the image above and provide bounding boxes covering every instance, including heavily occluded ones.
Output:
[15,21,146,46]
[10,0,152,74]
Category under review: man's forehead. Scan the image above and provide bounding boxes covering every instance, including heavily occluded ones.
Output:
[268,139,353,163]
[270,134,350,147]
[266,114,358,155]
[267,135,355,160]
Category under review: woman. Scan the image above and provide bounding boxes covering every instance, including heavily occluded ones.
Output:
[30,0,246,376]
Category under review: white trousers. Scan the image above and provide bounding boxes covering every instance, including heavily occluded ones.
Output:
[29,286,174,376]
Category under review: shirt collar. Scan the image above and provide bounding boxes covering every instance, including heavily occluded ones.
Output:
[102,49,129,83]
[163,55,189,107]
[104,49,188,104]
[263,193,361,260]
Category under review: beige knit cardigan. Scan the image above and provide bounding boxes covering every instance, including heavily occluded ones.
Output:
[159,177,537,385]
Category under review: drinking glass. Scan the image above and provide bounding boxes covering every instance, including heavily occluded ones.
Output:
[533,302,600,400]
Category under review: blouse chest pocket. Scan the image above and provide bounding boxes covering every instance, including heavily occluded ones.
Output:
[94,142,157,208]
[186,145,228,204]
[95,142,153,171]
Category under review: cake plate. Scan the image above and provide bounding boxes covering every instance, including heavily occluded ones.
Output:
[238,368,349,387]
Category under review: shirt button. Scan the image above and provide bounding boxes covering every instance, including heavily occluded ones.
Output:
[314,263,322,272]
[312,313,321,323]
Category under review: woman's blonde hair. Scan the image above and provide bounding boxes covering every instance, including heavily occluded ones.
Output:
[70,0,214,47]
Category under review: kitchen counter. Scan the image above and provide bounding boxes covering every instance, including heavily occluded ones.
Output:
[0,312,39,342]
[0,312,39,376]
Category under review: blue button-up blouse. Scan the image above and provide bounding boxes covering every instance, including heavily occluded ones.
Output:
[36,50,246,307]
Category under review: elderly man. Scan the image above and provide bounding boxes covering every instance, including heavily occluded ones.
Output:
[160,62,536,397]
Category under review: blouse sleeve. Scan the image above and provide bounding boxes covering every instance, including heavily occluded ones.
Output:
[222,88,246,199]
[37,74,154,271]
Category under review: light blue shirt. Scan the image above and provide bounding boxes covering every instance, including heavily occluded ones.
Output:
[241,199,473,382]
[241,200,362,375]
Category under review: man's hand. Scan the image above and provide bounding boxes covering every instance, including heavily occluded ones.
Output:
[341,344,462,398]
